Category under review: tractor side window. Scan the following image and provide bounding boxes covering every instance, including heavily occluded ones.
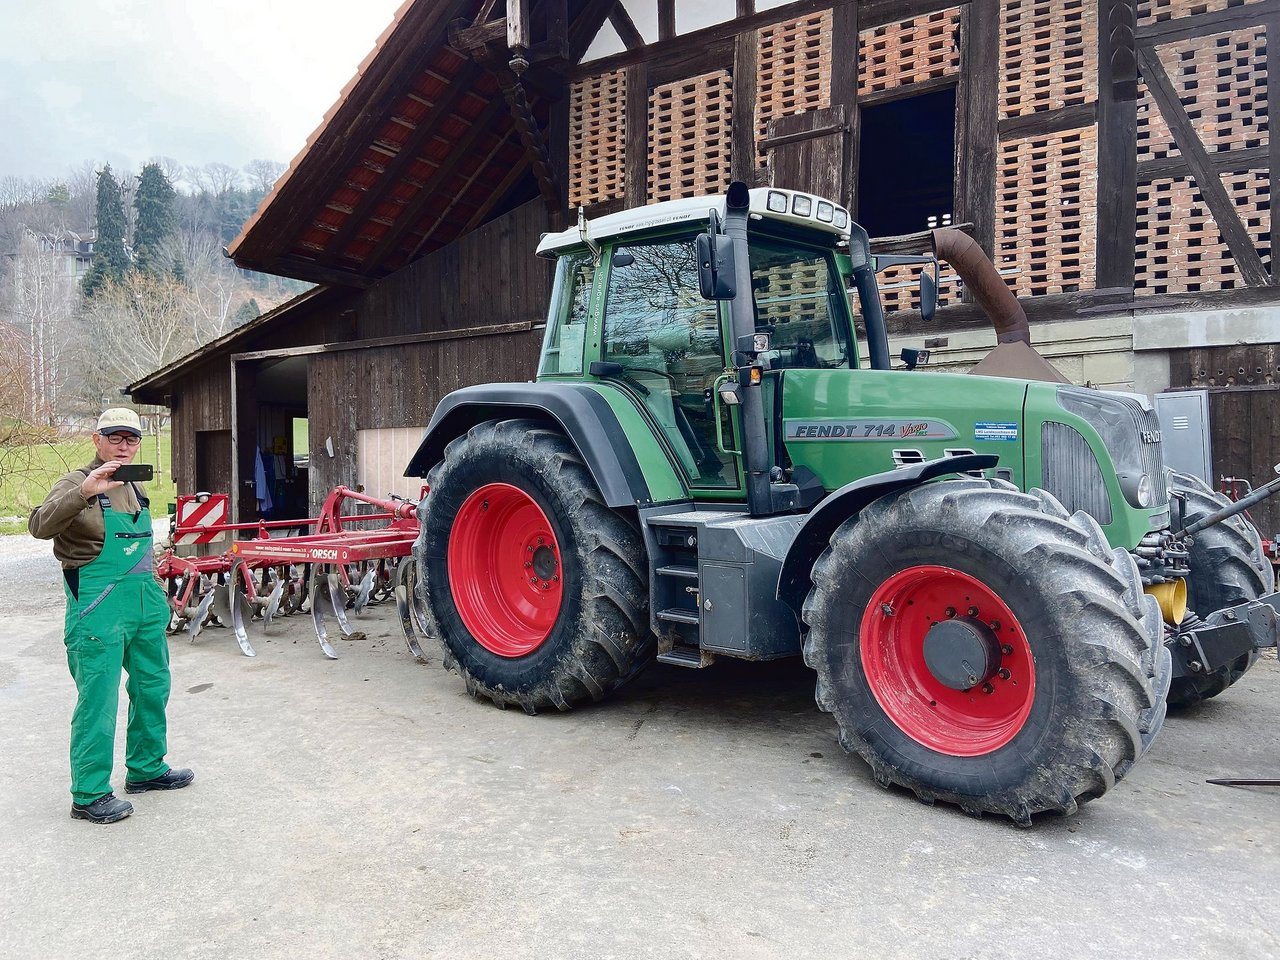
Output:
[539,254,595,376]
[749,240,851,370]
[602,239,735,488]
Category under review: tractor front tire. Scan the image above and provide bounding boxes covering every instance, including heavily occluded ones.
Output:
[414,419,654,712]
[802,478,1171,825]
[1167,471,1274,706]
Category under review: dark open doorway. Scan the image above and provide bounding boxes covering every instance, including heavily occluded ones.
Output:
[856,86,957,238]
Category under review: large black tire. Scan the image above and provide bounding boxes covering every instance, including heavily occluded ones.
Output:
[1167,471,1273,705]
[802,478,1171,825]
[413,419,655,712]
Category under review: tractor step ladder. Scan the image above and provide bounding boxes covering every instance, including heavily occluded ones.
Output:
[648,512,732,669]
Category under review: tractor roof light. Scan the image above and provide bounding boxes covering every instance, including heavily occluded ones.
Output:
[834,209,849,229]
[766,191,789,213]
[817,201,834,222]
[792,195,813,217]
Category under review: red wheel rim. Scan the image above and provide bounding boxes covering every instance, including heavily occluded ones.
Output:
[447,483,563,657]
[859,565,1035,756]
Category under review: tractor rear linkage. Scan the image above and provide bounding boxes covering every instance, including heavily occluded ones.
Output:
[156,485,433,662]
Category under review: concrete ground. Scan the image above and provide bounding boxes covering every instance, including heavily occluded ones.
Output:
[1,534,1278,960]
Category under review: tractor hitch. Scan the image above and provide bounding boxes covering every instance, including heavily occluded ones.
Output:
[1170,592,1280,679]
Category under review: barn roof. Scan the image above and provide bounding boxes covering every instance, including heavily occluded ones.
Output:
[227,0,573,288]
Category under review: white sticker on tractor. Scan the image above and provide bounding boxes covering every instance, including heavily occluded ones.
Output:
[786,419,958,441]
[974,422,1019,442]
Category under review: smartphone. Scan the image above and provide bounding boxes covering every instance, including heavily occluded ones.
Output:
[112,464,154,482]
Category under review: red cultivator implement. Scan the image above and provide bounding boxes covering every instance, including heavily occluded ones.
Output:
[157,486,432,661]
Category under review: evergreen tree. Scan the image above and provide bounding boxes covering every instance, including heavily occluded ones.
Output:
[232,298,261,326]
[132,162,176,277]
[81,165,130,298]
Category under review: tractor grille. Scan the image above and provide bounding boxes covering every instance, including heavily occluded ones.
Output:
[1114,397,1169,507]
[1042,421,1112,525]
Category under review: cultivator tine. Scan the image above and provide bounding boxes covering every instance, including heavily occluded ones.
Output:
[264,575,285,627]
[309,565,339,660]
[354,566,376,613]
[327,570,356,636]
[188,583,216,641]
[227,573,258,658]
[394,557,428,662]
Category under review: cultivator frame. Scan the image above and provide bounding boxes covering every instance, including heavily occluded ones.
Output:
[156,486,432,661]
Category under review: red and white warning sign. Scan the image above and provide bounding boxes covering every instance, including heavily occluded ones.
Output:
[175,493,229,545]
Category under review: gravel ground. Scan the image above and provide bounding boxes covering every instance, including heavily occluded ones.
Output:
[2,530,1278,960]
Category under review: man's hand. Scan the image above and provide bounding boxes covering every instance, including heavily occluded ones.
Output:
[80,462,125,498]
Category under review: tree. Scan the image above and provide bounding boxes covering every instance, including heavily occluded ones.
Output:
[81,165,130,298]
[244,159,286,197]
[0,230,77,426]
[233,298,261,325]
[132,163,176,277]
[74,273,199,393]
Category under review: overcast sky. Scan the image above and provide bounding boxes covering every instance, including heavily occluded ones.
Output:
[0,0,405,182]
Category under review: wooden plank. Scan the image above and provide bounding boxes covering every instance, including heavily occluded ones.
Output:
[647,39,734,87]
[831,2,859,214]
[862,0,967,29]
[731,29,760,184]
[1138,42,1270,287]
[1136,0,1277,44]
[1137,145,1270,184]
[954,0,998,259]
[1271,12,1279,282]
[766,107,849,201]
[625,62,650,207]
[658,0,675,40]
[232,321,536,363]
[858,73,959,108]
[1097,0,1138,289]
[998,102,1097,142]
[609,3,645,49]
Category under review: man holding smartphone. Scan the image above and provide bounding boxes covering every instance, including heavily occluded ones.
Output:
[29,408,193,824]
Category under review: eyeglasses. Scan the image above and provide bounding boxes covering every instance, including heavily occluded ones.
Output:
[102,433,142,447]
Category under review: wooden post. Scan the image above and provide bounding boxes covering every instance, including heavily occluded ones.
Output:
[1097,0,1138,290]
[954,0,998,259]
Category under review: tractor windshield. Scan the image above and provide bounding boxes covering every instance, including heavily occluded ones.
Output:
[748,238,853,370]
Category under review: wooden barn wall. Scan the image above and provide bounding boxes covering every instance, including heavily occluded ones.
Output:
[1169,342,1280,534]
[167,358,232,497]
[305,329,544,510]
[356,199,552,338]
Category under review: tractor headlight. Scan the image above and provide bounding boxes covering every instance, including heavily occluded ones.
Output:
[1117,472,1155,508]
[817,201,834,222]
[766,191,789,213]
[834,209,849,229]
[792,195,813,217]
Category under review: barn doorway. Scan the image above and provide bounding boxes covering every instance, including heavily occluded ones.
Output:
[231,355,310,525]
[856,86,956,238]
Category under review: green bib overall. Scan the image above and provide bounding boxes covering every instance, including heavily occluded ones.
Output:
[62,491,172,805]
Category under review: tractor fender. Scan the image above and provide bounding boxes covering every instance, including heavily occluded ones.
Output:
[776,454,999,618]
[403,383,652,509]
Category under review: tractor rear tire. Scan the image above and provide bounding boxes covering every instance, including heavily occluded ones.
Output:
[1167,471,1273,706]
[414,419,655,713]
[801,478,1171,825]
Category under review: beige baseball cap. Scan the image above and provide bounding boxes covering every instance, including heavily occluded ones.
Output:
[97,407,143,436]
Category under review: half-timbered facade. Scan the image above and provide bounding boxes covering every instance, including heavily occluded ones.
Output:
[130,0,1280,531]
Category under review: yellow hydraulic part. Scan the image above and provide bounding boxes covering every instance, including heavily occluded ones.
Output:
[1145,579,1188,626]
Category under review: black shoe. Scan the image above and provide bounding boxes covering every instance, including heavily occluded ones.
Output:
[125,767,195,794]
[71,793,134,824]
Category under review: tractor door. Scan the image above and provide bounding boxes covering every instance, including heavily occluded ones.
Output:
[600,237,742,492]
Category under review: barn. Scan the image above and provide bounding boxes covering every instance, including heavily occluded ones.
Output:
[126,0,1280,532]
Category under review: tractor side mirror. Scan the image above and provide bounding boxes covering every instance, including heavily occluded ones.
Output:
[920,269,938,322]
[697,232,736,300]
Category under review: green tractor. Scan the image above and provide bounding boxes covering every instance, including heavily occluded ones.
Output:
[405,182,1278,824]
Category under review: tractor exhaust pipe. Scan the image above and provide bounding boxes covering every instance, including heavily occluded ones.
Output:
[930,227,1067,383]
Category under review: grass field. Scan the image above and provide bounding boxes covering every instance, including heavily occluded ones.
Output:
[0,430,176,535]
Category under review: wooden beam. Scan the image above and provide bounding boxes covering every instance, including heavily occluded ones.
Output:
[484,57,563,215]
[625,62,650,207]
[998,101,1097,142]
[1137,144,1269,183]
[1138,41,1270,286]
[731,28,760,184]
[508,0,531,52]
[609,4,645,49]
[1270,11,1279,281]
[658,0,675,40]
[232,320,535,363]
[1136,0,1277,44]
[858,73,958,107]
[954,0,998,258]
[569,0,619,63]
[273,257,373,289]
[830,2,859,213]
[363,97,511,273]
[861,0,966,30]
[319,62,484,265]
[1096,0,1137,289]
[462,155,534,233]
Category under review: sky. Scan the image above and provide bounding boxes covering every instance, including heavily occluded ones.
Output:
[0,0,406,182]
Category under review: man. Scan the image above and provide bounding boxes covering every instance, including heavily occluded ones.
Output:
[29,408,193,824]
